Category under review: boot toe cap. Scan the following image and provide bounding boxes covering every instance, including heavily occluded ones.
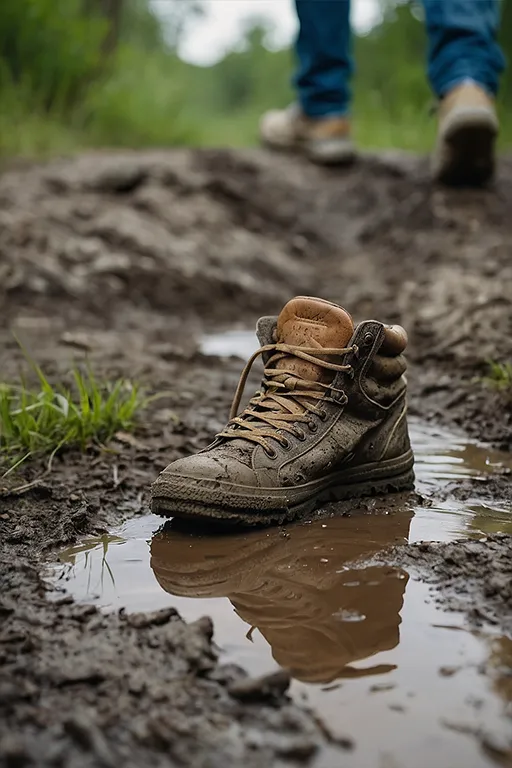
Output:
[152,453,260,503]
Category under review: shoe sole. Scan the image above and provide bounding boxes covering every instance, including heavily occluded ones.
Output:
[262,137,356,167]
[434,109,498,186]
[151,451,415,527]
[307,138,357,166]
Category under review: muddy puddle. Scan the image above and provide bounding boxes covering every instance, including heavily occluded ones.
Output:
[48,415,512,768]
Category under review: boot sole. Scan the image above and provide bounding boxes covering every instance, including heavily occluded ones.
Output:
[151,451,415,527]
[434,109,497,186]
[307,138,357,166]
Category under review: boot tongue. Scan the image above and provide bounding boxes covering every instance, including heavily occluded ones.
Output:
[275,296,354,385]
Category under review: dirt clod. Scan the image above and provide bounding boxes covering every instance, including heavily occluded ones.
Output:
[386,534,512,632]
[124,607,179,628]
[228,669,291,702]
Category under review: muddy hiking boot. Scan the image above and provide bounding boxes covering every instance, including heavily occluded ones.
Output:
[432,81,498,186]
[151,297,414,526]
[259,104,355,166]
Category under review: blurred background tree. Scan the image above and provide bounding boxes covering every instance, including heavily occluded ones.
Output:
[0,0,510,157]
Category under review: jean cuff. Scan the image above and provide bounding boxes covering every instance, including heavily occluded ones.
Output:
[301,106,350,119]
[437,76,496,99]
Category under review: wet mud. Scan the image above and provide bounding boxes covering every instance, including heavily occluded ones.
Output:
[1,149,511,767]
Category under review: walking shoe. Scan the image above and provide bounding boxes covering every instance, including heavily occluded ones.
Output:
[432,81,498,186]
[151,296,415,526]
[260,104,355,165]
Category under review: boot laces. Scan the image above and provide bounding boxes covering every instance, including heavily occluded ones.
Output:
[217,343,355,456]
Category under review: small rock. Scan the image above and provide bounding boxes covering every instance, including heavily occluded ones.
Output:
[274,736,318,761]
[192,615,214,640]
[125,607,179,629]
[439,666,460,677]
[70,604,97,622]
[149,685,168,703]
[88,164,147,193]
[56,665,104,686]
[59,332,93,351]
[128,673,146,695]
[370,683,395,693]
[54,595,74,607]
[228,669,291,702]
[209,663,247,687]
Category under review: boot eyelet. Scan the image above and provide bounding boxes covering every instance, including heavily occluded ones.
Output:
[363,333,374,346]
[265,446,277,459]
[318,410,327,422]
[308,421,317,433]
[281,438,291,450]
[296,429,307,441]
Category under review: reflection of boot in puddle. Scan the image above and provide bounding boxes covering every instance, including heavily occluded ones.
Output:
[150,508,412,684]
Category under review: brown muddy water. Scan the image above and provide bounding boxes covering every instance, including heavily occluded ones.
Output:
[48,332,512,768]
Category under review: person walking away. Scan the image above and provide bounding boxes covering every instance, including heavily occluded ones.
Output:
[260,0,505,185]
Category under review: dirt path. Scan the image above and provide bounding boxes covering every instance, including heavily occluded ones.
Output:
[1,149,511,766]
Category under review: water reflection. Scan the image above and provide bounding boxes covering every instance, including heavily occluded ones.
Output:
[151,509,413,684]
[51,414,512,768]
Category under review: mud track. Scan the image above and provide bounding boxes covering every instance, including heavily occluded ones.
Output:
[1,149,511,766]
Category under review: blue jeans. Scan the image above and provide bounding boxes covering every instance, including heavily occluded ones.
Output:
[294,0,505,117]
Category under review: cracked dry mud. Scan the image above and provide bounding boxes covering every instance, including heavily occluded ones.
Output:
[1,149,511,767]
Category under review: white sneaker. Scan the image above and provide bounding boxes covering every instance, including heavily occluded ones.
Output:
[260,104,355,165]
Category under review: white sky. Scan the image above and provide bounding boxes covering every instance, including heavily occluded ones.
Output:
[152,0,380,66]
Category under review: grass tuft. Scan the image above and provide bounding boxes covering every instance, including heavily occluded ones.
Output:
[483,361,512,392]
[0,363,147,474]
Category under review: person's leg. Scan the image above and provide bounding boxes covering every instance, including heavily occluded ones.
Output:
[259,0,354,165]
[423,0,505,184]
[294,0,352,118]
[423,0,504,98]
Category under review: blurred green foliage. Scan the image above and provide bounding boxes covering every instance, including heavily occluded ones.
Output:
[0,0,510,157]
[0,0,106,106]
